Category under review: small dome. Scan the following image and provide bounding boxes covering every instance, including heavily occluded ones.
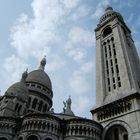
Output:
[99,6,123,24]
[26,57,52,90]
[26,69,52,90]
[5,70,29,101]
[105,5,113,11]
[5,82,28,101]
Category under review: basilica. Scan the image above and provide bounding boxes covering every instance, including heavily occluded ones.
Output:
[0,6,140,140]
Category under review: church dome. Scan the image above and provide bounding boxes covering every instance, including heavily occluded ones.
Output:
[26,57,52,90]
[99,6,123,24]
[26,69,52,90]
[5,70,29,102]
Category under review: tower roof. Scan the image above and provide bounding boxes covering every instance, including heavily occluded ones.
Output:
[99,5,123,25]
[5,70,29,101]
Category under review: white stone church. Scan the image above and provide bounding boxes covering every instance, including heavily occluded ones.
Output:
[0,6,140,140]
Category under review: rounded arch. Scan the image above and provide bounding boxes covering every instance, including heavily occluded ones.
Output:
[105,125,128,140]
[103,120,132,140]
[102,26,112,38]
[26,135,39,140]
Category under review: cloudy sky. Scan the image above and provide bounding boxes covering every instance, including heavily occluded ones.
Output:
[0,0,140,118]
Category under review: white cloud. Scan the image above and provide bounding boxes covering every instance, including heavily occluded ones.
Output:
[2,0,96,118]
[74,61,94,75]
[70,75,90,94]
[4,55,28,79]
[92,0,109,19]
[65,42,86,63]
[73,96,91,116]
[46,54,66,72]
[69,62,93,95]
[64,26,94,63]
[61,0,80,9]
[0,55,28,93]
[68,26,94,47]
[10,0,73,60]
[71,5,90,20]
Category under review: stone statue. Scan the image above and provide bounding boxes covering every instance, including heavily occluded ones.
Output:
[50,108,54,113]
[66,96,71,110]
[63,96,72,113]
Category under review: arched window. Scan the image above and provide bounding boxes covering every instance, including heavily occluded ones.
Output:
[32,98,38,109]
[44,138,53,140]
[0,137,8,140]
[103,27,112,38]
[123,134,128,140]
[43,104,47,113]
[105,125,128,140]
[18,137,23,140]
[17,105,22,114]
[15,103,19,111]
[28,97,31,106]
[26,135,39,140]
[38,101,43,111]
[114,128,119,140]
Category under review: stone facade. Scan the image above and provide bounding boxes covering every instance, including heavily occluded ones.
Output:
[91,6,140,140]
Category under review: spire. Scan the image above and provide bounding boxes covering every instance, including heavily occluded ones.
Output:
[21,69,28,82]
[105,5,113,12]
[39,56,46,70]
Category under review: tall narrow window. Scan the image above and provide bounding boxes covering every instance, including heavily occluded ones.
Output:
[111,67,114,74]
[108,78,110,85]
[114,128,119,140]
[32,98,38,109]
[28,97,31,107]
[108,86,111,92]
[15,103,19,111]
[118,82,121,87]
[123,134,128,140]
[38,101,43,111]
[17,105,22,114]
[43,104,47,113]
[106,61,108,67]
[116,65,119,73]
[113,77,115,83]
[113,49,116,55]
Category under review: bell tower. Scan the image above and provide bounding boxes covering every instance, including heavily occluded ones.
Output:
[91,6,140,140]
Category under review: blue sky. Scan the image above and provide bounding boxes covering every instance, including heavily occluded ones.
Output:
[0,0,140,119]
